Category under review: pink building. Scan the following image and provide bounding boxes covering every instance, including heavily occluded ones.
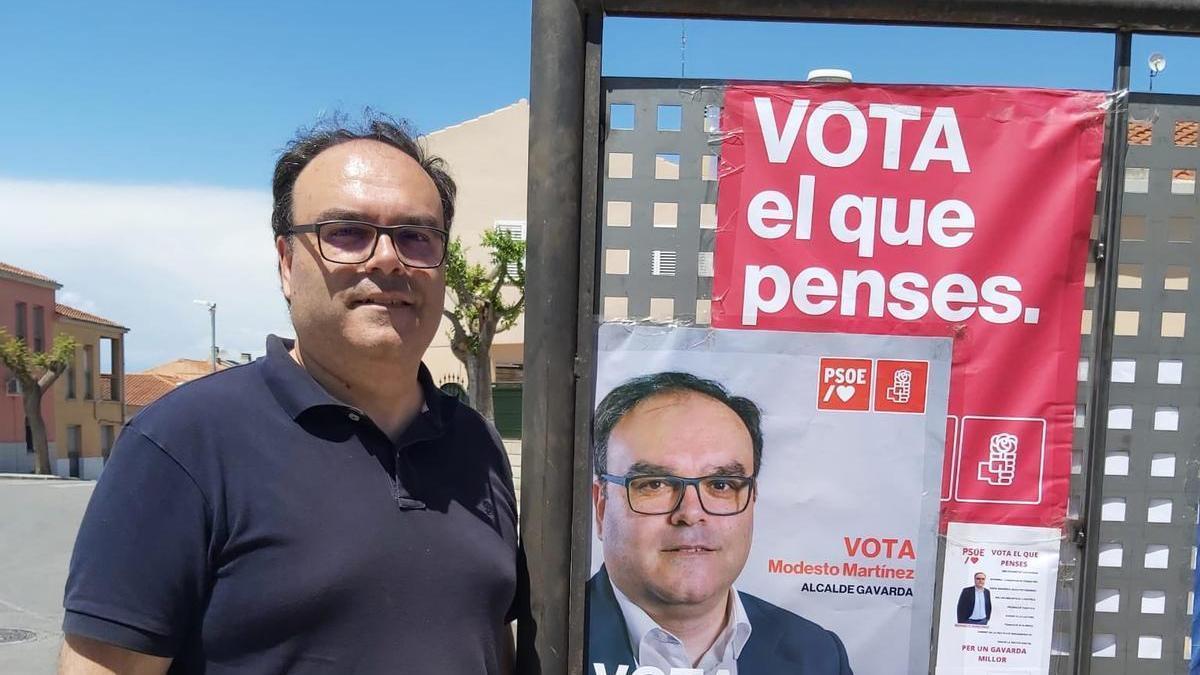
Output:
[0,262,61,472]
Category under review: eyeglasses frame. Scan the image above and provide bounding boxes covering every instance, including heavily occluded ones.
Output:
[598,472,757,516]
[289,219,449,268]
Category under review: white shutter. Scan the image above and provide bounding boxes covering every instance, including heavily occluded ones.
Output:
[494,220,526,278]
[651,250,677,277]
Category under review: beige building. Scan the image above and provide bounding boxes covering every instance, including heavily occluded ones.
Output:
[422,101,529,412]
[421,100,530,494]
[54,304,128,479]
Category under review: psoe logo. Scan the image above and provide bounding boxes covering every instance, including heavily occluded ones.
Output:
[978,432,1018,486]
[817,358,873,412]
[873,360,930,414]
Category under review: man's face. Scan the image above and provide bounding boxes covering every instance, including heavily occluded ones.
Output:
[594,391,756,613]
[277,139,446,365]
[975,574,986,589]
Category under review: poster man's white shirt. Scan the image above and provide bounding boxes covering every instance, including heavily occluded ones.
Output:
[611,579,750,675]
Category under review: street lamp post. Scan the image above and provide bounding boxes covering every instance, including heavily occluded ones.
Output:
[193,300,217,372]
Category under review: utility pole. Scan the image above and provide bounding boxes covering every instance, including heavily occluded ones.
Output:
[193,300,217,372]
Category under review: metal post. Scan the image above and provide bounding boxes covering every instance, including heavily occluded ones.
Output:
[209,304,218,372]
[566,11,605,674]
[1071,30,1131,675]
[522,0,587,673]
[601,0,1200,33]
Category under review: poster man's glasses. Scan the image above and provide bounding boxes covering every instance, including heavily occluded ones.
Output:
[599,473,756,516]
[290,220,448,268]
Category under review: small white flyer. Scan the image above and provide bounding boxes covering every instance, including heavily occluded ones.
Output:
[935,522,1060,674]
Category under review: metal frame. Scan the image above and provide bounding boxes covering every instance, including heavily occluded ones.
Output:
[521,2,1196,673]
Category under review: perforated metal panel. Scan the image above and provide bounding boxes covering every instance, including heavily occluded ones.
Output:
[600,78,721,323]
[1086,95,1200,674]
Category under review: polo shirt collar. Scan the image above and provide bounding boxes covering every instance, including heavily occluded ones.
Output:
[260,334,446,431]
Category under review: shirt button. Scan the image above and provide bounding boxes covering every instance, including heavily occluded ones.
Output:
[348,412,360,422]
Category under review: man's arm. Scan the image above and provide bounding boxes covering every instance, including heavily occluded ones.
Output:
[60,427,211,670]
[59,635,171,675]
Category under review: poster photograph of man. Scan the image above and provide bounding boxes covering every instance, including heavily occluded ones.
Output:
[585,324,952,675]
[586,371,853,674]
[956,572,993,626]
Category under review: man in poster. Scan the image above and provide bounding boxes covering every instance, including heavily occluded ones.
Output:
[586,371,852,674]
[956,573,993,625]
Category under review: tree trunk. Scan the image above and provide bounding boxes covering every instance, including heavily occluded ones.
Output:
[21,384,51,475]
[467,353,494,421]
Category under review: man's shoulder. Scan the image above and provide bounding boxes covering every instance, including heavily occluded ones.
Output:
[129,361,267,436]
[738,590,848,658]
[440,394,510,459]
[740,591,829,635]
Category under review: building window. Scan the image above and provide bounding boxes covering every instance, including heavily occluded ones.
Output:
[101,337,119,401]
[101,425,115,461]
[83,345,94,400]
[14,302,27,343]
[5,376,20,397]
[32,305,44,352]
[66,353,77,399]
[494,220,527,279]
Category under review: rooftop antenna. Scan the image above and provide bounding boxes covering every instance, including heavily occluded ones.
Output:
[1148,52,1166,92]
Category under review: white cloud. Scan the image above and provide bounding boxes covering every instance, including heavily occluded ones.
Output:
[0,178,293,370]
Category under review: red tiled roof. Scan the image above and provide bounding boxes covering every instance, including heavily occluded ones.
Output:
[0,261,59,286]
[144,358,231,378]
[55,304,128,331]
[124,373,181,408]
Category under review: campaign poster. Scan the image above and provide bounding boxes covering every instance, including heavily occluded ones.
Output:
[934,523,1060,674]
[707,83,1105,672]
[586,324,950,675]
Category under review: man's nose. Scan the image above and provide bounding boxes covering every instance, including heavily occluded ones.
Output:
[668,483,707,525]
[364,231,407,276]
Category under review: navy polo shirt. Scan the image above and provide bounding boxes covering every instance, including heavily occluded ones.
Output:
[64,336,524,674]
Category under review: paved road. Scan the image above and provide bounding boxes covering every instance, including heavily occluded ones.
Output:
[0,478,94,674]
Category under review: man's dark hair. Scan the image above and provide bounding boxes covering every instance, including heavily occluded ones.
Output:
[270,112,457,240]
[593,371,764,478]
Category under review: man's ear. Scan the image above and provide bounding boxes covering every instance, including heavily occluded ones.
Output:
[276,236,294,302]
[592,480,606,541]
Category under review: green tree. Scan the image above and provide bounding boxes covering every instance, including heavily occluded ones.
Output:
[443,228,526,421]
[0,329,77,474]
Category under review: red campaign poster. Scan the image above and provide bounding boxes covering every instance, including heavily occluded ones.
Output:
[711,83,1105,529]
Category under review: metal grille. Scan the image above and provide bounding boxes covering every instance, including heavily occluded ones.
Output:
[600,78,722,323]
[1087,94,1200,674]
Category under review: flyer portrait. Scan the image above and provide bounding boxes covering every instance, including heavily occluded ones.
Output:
[587,324,950,674]
[583,81,1105,674]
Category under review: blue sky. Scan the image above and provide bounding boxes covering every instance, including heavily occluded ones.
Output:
[2,3,1198,368]
[3,4,1198,189]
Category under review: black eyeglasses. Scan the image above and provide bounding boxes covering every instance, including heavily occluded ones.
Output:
[290,220,448,268]
[599,473,756,516]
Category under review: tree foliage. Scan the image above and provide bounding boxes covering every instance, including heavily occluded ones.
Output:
[443,228,526,420]
[0,328,77,474]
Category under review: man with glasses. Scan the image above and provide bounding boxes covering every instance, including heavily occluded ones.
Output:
[60,116,528,674]
[956,572,993,626]
[586,372,852,675]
